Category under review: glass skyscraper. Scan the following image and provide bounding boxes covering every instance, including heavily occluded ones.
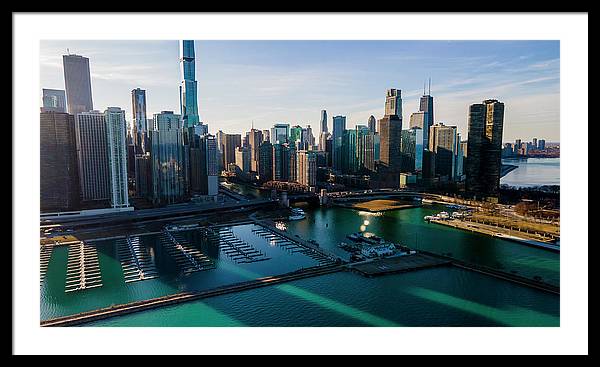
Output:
[63,54,93,115]
[179,40,200,128]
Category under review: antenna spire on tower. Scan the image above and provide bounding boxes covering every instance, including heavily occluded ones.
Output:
[428,77,431,95]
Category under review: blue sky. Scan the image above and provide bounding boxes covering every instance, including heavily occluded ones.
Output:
[40,40,560,142]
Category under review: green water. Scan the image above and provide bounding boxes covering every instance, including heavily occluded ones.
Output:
[42,201,560,326]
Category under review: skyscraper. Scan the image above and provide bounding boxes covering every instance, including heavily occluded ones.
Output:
[248,128,264,172]
[409,111,430,150]
[74,111,110,203]
[223,134,242,168]
[272,143,290,181]
[271,123,290,144]
[332,115,346,171]
[179,40,200,128]
[320,110,328,134]
[385,89,402,118]
[104,107,130,208]
[290,125,303,144]
[131,88,148,153]
[466,99,505,198]
[40,111,80,211]
[258,141,273,182]
[150,111,185,204]
[297,150,317,187]
[41,89,66,113]
[429,123,458,181]
[368,115,377,134]
[63,54,93,115]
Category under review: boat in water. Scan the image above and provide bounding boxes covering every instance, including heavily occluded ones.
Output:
[289,208,306,221]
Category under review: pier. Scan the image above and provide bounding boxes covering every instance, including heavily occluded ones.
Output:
[116,236,159,283]
[64,241,102,293]
[204,227,270,264]
[347,253,451,277]
[40,244,54,284]
[160,230,215,275]
[40,263,344,327]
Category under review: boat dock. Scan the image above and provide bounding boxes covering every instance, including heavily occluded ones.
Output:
[40,263,344,327]
[347,253,451,277]
[160,230,215,275]
[40,244,54,284]
[204,227,270,264]
[116,236,159,283]
[251,226,334,266]
[64,241,102,293]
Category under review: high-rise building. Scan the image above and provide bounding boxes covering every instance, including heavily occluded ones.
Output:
[538,139,546,150]
[198,134,219,196]
[342,129,358,174]
[356,125,374,173]
[40,111,80,211]
[223,134,242,168]
[455,133,464,181]
[131,88,148,153]
[289,145,298,182]
[532,138,538,150]
[466,99,505,198]
[379,115,402,169]
[290,125,302,144]
[248,128,264,172]
[297,150,317,187]
[235,146,251,173]
[419,81,434,147]
[400,127,424,174]
[272,143,290,181]
[258,141,273,182]
[179,40,200,128]
[368,115,377,134]
[332,115,346,171]
[63,54,93,115]
[429,123,458,181]
[409,111,430,150]
[319,131,330,152]
[150,111,185,204]
[302,125,315,149]
[74,111,110,203]
[41,89,66,113]
[320,110,328,134]
[104,107,130,208]
[262,129,270,144]
[271,123,290,144]
[385,88,403,117]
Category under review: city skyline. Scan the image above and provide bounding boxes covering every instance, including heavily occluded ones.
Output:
[40,40,560,142]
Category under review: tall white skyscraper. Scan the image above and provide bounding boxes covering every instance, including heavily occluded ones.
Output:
[104,107,130,208]
[63,54,94,115]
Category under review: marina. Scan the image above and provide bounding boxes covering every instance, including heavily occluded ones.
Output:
[64,242,102,293]
[40,244,54,284]
[116,236,159,283]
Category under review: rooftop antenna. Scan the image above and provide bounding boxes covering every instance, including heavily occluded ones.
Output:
[423,80,426,95]
[67,48,70,55]
[251,120,254,130]
[428,77,431,95]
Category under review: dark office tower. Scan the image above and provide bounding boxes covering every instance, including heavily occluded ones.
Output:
[40,112,80,212]
[368,115,377,134]
[538,139,546,150]
[192,134,218,196]
[63,54,93,115]
[223,134,242,168]
[429,123,458,181]
[532,138,538,150]
[41,89,66,113]
[135,153,152,199]
[272,143,290,181]
[74,111,110,203]
[150,111,185,205]
[325,137,333,168]
[248,128,264,172]
[258,141,273,182]
[420,79,434,125]
[378,115,402,171]
[466,99,505,199]
[131,88,148,153]
[342,129,358,174]
[320,110,328,134]
[289,145,298,182]
[179,40,200,128]
[332,115,346,171]
[385,89,403,117]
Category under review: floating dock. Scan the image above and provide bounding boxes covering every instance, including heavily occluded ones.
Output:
[159,230,215,275]
[40,244,54,285]
[64,241,102,293]
[116,236,159,283]
[347,253,451,277]
[204,227,270,264]
[251,226,334,266]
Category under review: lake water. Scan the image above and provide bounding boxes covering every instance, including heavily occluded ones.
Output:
[44,203,559,327]
[501,158,560,188]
